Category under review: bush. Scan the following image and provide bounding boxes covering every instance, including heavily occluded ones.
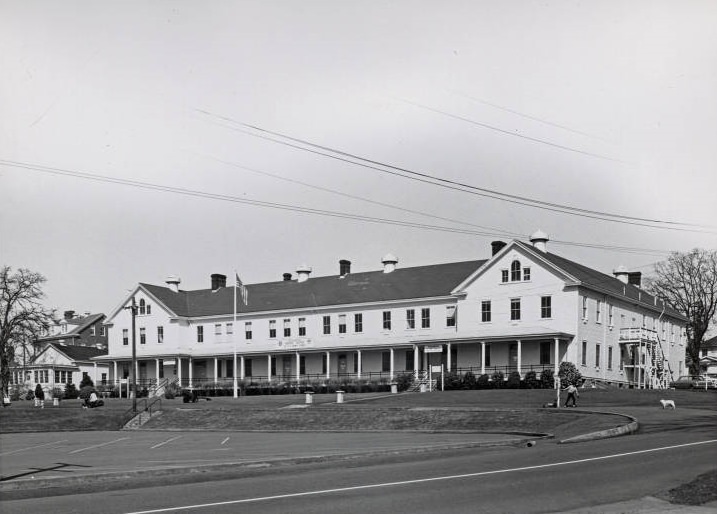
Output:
[462,371,477,390]
[442,372,462,391]
[558,362,582,387]
[79,385,94,400]
[540,369,555,389]
[79,374,94,389]
[524,370,540,389]
[476,374,490,389]
[10,385,23,401]
[506,371,522,389]
[164,381,181,399]
[52,387,64,399]
[490,370,505,388]
[25,389,35,400]
[394,373,414,392]
[64,382,79,399]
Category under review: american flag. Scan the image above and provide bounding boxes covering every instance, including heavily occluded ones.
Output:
[235,273,248,305]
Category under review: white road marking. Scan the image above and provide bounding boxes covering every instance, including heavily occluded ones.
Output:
[220,437,229,445]
[68,437,129,454]
[123,438,717,514]
[0,440,67,456]
[150,436,182,449]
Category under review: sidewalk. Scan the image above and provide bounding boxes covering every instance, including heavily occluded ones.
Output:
[561,496,717,513]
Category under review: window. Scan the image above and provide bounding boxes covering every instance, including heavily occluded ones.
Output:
[446,306,456,327]
[338,314,347,334]
[90,324,96,336]
[581,340,587,366]
[323,316,331,335]
[540,342,551,365]
[523,267,531,281]
[157,326,164,344]
[197,326,204,343]
[596,300,603,323]
[608,346,613,370]
[322,354,327,374]
[245,359,252,377]
[271,357,277,375]
[382,352,391,372]
[481,301,491,322]
[620,347,625,371]
[283,319,291,337]
[383,311,392,330]
[55,371,60,383]
[146,304,151,315]
[269,320,276,338]
[510,298,521,321]
[608,304,614,326]
[511,260,521,281]
[354,313,363,333]
[595,343,601,368]
[406,309,415,329]
[245,322,253,340]
[100,325,106,337]
[406,350,415,371]
[215,324,222,335]
[484,344,491,367]
[298,318,306,336]
[139,299,146,315]
[226,322,233,335]
[353,354,359,373]
[300,356,306,375]
[123,329,129,346]
[501,270,509,283]
[582,296,588,320]
[541,296,552,318]
[642,314,646,328]
[421,308,430,328]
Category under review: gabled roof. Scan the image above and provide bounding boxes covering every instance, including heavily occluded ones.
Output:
[140,260,486,318]
[704,336,717,349]
[39,313,105,341]
[34,343,107,363]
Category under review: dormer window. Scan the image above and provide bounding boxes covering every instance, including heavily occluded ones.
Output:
[139,299,146,315]
[510,260,521,282]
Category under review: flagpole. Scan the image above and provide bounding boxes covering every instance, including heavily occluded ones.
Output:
[233,269,238,399]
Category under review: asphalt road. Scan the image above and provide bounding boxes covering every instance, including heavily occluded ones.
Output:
[2,422,716,514]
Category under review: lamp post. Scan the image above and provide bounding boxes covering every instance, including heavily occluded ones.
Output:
[124,297,138,414]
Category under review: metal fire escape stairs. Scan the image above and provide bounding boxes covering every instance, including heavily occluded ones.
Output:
[619,328,672,389]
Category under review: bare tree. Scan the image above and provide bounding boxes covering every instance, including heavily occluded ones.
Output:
[645,249,717,375]
[0,266,53,397]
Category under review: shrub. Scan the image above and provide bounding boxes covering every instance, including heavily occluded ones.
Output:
[164,382,181,399]
[25,389,35,400]
[558,362,582,387]
[394,372,414,392]
[506,371,522,389]
[10,385,23,401]
[462,371,477,390]
[442,372,462,391]
[79,385,94,400]
[64,383,79,399]
[524,370,540,389]
[51,387,64,399]
[490,370,505,388]
[540,369,555,389]
[79,374,94,389]
[476,374,490,389]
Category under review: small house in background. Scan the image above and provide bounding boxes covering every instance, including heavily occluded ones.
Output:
[9,343,109,400]
[700,336,717,378]
[34,310,108,355]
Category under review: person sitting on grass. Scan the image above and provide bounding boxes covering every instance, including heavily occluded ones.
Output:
[88,390,104,408]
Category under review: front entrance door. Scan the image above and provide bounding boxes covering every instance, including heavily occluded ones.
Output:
[338,354,347,374]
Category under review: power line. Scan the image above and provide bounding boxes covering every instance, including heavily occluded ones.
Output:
[1,158,671,257]
[195,109,715,234]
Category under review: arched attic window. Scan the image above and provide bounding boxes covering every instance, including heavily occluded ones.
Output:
[139,299,146,315]
[510,260,521,282]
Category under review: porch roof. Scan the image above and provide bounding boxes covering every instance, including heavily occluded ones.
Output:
[412,331,574,345]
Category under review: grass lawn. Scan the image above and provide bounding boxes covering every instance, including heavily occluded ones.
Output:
[0,398,135,433]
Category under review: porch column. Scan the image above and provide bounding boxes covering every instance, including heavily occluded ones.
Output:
[325,351,330,379]
[296,352,300,381]
[357,350,362,379]
[267,355,272,383]
[447,343,452,372]
[554,338,559,376]
[155,359,160,383]
[240,356,245,380]
[135,360,140,385]
[214,357,218,384]
[177,357,182,386]
[93,362,98,384]
[113,361,118,385]
[390,348,395,380]
[413,344,419,379]
[517,340,522,377]
[188,357,193,388]
[481,342,486,375]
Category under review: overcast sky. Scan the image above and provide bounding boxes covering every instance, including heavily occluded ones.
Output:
[1,0,716,315]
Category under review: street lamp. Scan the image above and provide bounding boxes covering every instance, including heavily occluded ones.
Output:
[123,297,138,414]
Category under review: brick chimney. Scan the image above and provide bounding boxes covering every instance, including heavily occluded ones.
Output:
[628,272,642,287]
[211,273,227,290]
[491,241,507,256]
[283,273,293,281]
[64,310,75,320]
[339,259,351,277]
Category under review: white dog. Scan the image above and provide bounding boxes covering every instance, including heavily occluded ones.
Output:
[660,399,676,409]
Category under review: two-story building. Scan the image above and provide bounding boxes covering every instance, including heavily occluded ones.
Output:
[98,232,687,391]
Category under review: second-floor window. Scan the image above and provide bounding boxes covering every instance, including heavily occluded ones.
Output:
[157,326,164,344]
[582,296,588,320]
[510,298,521,320]
[269,320,276,338]
[283,319,291,337]
[596,300,603,323]
[215,324,222,335]
[139,299,146,315]
[481,301,491,322]
[226,322,233,335]
[197,326,203,343]
[541,296,552,318]
[90,324,96,336]
[421,308,430,328]
[338,314,347,334]
[123,329,128,345]
[299,318,306,336]
[511,260,521,281]
[354,313,363,333]
[245,322,252,340]
[383,311,392,330]
[406,309,416,329]
[608,304,614,326]
[323,315,331,335]
[446,306,456,327]
[100,325,106,337]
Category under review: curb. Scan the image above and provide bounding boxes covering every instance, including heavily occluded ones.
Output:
[558,410,639,444]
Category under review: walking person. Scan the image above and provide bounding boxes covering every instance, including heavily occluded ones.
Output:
[564,383,579,408]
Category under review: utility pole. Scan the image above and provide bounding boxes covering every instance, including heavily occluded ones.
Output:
[124,297,138,414]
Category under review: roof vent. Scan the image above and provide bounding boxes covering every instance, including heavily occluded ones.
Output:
[211,273,227,291]
[382,253,398,273]
[339,259,351,277]
[491,241,507,256]
[529,230,549,252]
[613,266,629,284]
[296,265,312,283]
[165,275,181,293]
[283,273,293,281]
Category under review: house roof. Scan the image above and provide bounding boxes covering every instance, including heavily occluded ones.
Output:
[39,313,105,341]
[704,336,717,349]
[140,260,486,317]
[34,343,107,363]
